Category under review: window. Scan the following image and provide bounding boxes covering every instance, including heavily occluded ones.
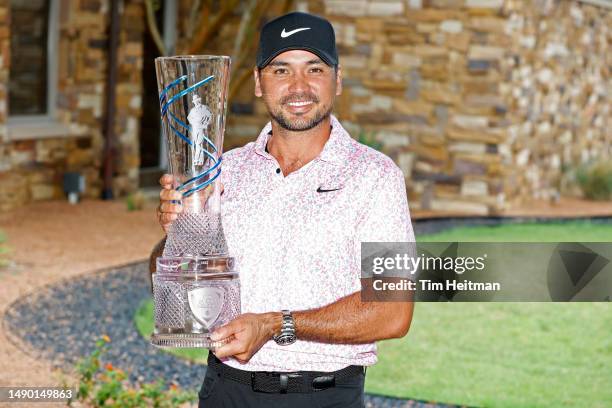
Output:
[9,0,58,118]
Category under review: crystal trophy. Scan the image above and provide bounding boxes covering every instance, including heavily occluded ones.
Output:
[151,56,240,349]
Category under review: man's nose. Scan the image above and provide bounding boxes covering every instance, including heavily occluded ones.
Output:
[288,73,309,94]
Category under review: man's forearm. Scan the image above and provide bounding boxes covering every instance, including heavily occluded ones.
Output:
[212,291,413,361]
[292,292,414,344]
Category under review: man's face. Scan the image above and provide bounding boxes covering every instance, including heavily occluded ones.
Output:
[254,50,342,132]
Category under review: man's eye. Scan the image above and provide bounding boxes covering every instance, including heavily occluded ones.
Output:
[274,69,288,74]
[310,67,323,73]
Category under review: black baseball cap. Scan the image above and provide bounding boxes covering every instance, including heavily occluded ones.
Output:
[256,11,338,69]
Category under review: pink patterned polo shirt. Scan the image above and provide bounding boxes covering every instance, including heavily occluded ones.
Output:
[219,115,415,372]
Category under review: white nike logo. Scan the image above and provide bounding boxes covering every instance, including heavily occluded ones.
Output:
[280,27,311,38]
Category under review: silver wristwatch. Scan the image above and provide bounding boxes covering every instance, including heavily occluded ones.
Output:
[273,310,297,346]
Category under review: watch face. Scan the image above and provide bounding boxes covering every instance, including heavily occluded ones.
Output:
[275,334,296,346]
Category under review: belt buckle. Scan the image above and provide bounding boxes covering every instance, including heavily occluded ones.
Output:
[280,372,302,394]
[312,374,336,390]
[251,371,302,394]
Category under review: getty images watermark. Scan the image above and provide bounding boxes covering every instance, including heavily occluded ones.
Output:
[360,242,612,302]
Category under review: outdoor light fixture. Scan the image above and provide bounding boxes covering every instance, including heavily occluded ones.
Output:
[63,172,85,204]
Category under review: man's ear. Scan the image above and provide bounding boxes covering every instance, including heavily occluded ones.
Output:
[254,67,262,97]
[335,65,343,96]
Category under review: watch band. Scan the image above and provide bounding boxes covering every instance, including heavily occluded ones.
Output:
[273,310,296,346]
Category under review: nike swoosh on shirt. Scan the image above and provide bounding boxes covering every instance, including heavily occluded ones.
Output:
[281,27,311,38]
[316,186,342,193]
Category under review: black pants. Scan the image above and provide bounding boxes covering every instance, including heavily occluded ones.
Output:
[198,363,365,408]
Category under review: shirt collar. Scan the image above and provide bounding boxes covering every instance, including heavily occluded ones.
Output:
[253,115,352,166]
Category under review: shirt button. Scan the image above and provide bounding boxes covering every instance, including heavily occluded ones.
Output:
[276,168,281,174]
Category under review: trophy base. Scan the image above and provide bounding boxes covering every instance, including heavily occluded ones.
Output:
[150,332,229,349]
[152,256,240,351]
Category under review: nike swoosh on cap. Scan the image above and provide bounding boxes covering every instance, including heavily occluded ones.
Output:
[280,27,311,38]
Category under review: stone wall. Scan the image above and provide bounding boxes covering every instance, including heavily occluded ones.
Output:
[114,1,145,195]
[0,0,144,211]
[504,0,611,201]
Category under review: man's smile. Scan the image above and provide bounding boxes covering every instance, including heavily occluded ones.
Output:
[286,101,313,107]
[284,100,316,114]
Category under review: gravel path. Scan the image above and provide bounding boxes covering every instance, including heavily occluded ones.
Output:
[4,262,205,388]
[4,261,460,407]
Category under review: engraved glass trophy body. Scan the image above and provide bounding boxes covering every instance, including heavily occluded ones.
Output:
[151,56,240,349]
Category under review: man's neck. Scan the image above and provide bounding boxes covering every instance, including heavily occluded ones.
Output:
[267,116,332,175]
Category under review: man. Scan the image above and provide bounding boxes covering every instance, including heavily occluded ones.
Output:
[156,11,415,408]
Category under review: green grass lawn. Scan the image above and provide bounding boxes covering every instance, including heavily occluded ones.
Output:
[370,302,612,408]
[137,220,612,407]
[419,220,612,242]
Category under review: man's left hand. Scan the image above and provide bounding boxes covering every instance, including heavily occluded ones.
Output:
[211,312,281,363]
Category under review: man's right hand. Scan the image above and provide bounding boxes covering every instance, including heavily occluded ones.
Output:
[157,174,183,234]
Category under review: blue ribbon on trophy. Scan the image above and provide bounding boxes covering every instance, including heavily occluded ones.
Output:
[159,74,222,198]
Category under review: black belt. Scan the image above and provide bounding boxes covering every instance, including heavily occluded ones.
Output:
[207,353,364,394]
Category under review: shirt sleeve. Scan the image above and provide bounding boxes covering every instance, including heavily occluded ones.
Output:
[355,166,416,244]
[354,165,417,286]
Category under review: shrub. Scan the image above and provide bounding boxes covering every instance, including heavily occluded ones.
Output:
[357,129,383,151]
[126,191,146,211]
[67,336,195,408]
[575,161,612,200]
[0,230,11,269]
